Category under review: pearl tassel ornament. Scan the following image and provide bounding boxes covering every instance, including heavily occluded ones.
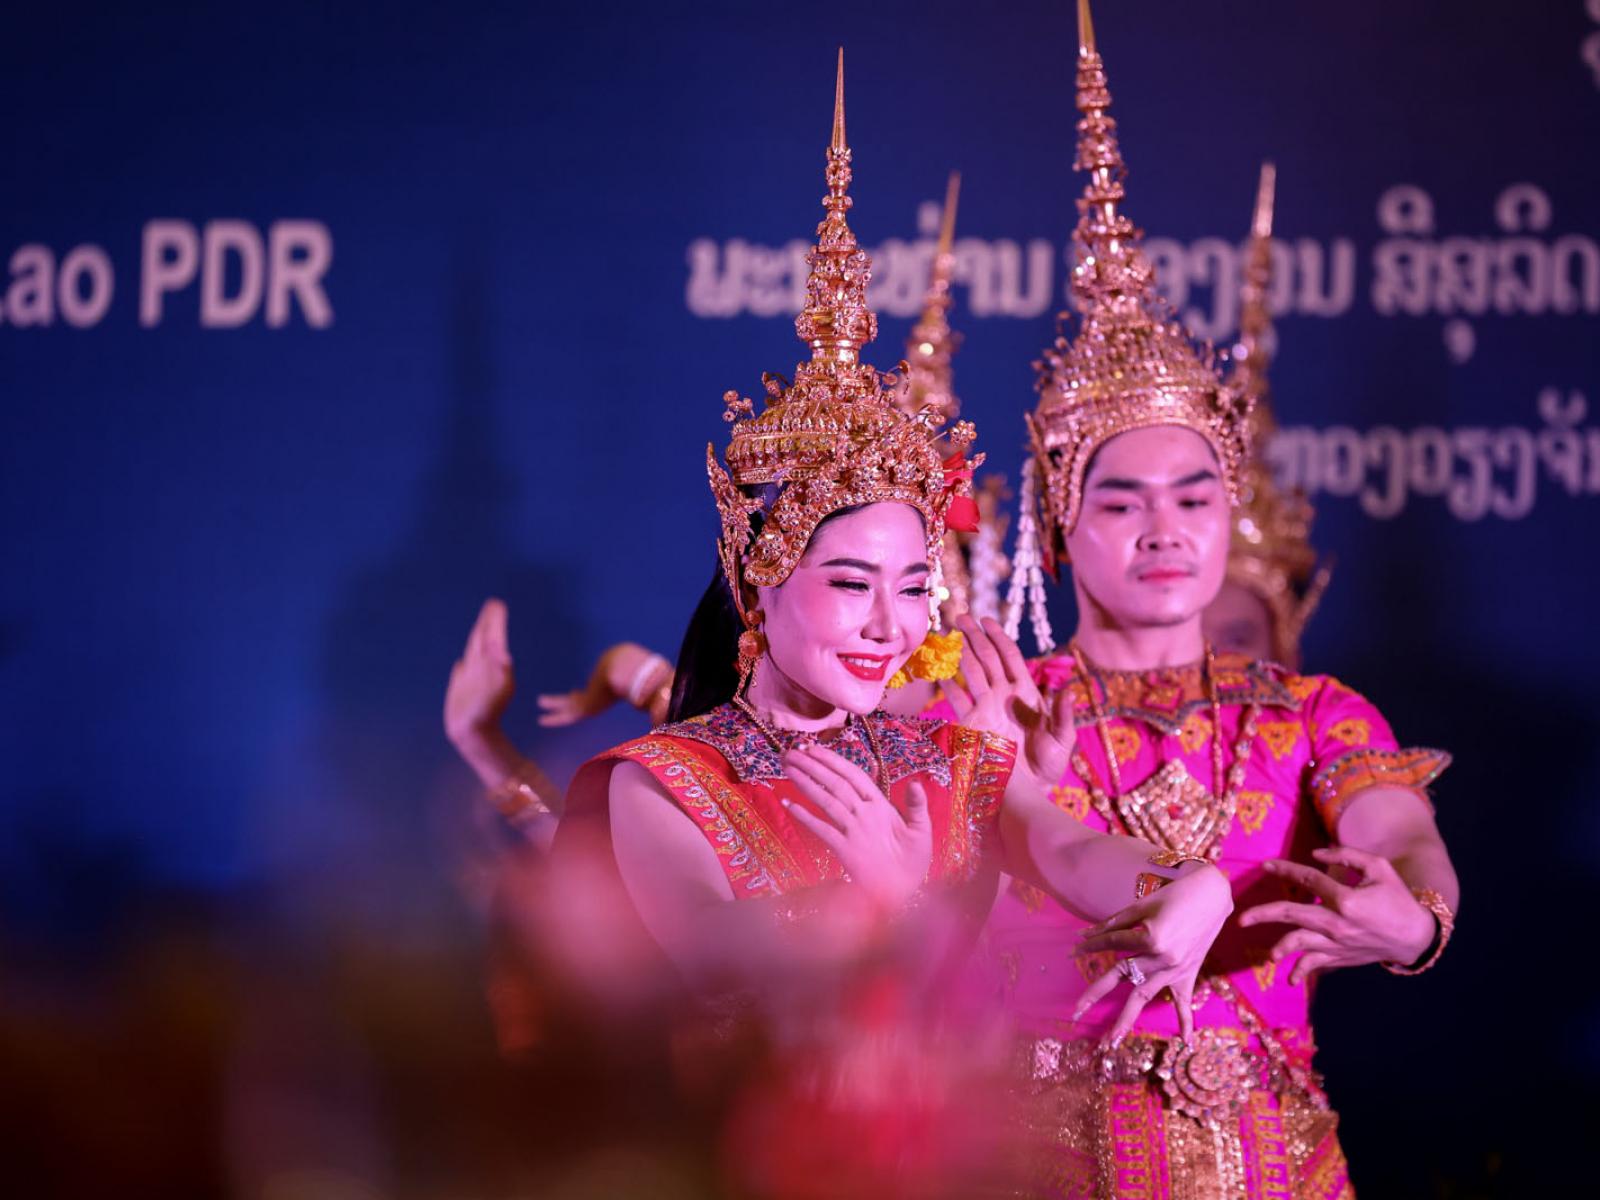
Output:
[1002,457,1055,653]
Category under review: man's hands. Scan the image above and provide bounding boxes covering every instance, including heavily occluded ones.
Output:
[1237,845,1438,985]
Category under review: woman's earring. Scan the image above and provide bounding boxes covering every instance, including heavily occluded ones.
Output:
[736,609,766,694]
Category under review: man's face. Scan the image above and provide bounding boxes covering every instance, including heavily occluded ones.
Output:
[1064,426,1230,631]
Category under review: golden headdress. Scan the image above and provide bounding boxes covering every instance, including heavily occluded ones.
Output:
[708,53,982,636]
[1225,163,1331,664]
[901,171,964,434]
[899,172,1008,627]
[883,173,1010,686]
[1026,0,1253,571]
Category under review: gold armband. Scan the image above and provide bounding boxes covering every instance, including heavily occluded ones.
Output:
[1133,851,1211,900]
[1382,887,1454,976]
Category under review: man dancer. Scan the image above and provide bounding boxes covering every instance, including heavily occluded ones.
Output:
[953,4,1459,1195]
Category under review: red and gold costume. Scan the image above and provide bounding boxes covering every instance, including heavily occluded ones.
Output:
[567,705,1013,906]
[553,57,1021,1196]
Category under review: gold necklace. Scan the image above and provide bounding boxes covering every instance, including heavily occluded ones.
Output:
[1066,641,1258,863]
[731,695,888,794]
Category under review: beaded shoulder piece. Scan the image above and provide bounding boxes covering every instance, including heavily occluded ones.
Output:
[1038,652,1298,736]
[656,704,954,790]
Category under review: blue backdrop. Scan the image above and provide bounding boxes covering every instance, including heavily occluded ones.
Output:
[4,1,1598,1194]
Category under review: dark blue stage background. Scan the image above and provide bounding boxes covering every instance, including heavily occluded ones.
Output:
[4,1,1597,1194]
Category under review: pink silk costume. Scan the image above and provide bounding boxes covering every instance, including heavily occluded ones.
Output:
[946,652,1449,1200]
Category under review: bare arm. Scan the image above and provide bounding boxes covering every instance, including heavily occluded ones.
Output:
[996,781,1175,921]
[1239,785,1459,982]
[1337,786,1459,911]
[607,761,891,987]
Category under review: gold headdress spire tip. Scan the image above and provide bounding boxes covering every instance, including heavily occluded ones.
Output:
[1024,0,1254,570]
[1226,161,1328,664]
[1234,160,1278,423]
[1252,160,1277,240]
[832,47,846,152]
[902,170,964,427]
[937,170,961,259]
[708,55,981,606]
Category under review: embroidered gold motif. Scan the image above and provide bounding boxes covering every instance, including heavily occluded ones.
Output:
[1284,675,1321,703]
[1145,680,1183,712]
[1113,759,1235,859]
[999,948,1022,992]
[1050,783,1092,821]
[1257,721,1302,761]
[1010,879,1051,913]
[1075,949,1117,983]
[1326,717,1371,747]
[1108,725,1141,765]
[1178,710,1213,754]
[1236,790,1276,835]
[1252,959,1278,992]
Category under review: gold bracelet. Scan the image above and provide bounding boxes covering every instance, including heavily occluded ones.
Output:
[487,775,552,828]
[1134,851,1211,900]
[625,654,673,710]
[1383,887,1455,976]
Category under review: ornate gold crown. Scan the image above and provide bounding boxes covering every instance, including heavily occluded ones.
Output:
[1027,0,1252,570]
[1226,163,1331,663]
[708,53,981,617]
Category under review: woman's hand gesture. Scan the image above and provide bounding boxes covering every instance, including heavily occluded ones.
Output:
[781,742,932,911]
[445,598,516,746]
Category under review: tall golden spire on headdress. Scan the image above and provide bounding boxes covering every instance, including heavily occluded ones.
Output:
[1024,0,1253,571]
[1225,162,1329,664]
[708,52,981,613]
[1233,162,1277,424]
[902,172,963,426]
[791,47,877,365]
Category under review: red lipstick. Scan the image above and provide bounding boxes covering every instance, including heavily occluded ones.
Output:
[838,652,892,682]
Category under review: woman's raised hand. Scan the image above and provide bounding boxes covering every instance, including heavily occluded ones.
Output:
[537,642,669,726]
[445,598,516,746]
[943,615,1077,787]
[780,742,932,911]
[1073,864,1234,1047]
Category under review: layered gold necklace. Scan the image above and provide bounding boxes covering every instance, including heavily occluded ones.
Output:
[731,694,889,795]
[1066,641,1259,862]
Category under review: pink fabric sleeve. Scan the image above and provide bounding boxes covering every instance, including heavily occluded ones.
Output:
[1299,675,1451,833]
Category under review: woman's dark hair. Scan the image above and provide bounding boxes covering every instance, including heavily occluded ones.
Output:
[665,560,746,723]
[666,503,869,723]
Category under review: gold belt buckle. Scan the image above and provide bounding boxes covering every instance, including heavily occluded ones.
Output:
[1153,1029,1257,1127]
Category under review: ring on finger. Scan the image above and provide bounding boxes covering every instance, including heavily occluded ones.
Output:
[1118,957,1147,987]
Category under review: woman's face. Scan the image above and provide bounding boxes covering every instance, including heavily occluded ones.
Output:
[1064,425,1231,632]
[755,502,930,716]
